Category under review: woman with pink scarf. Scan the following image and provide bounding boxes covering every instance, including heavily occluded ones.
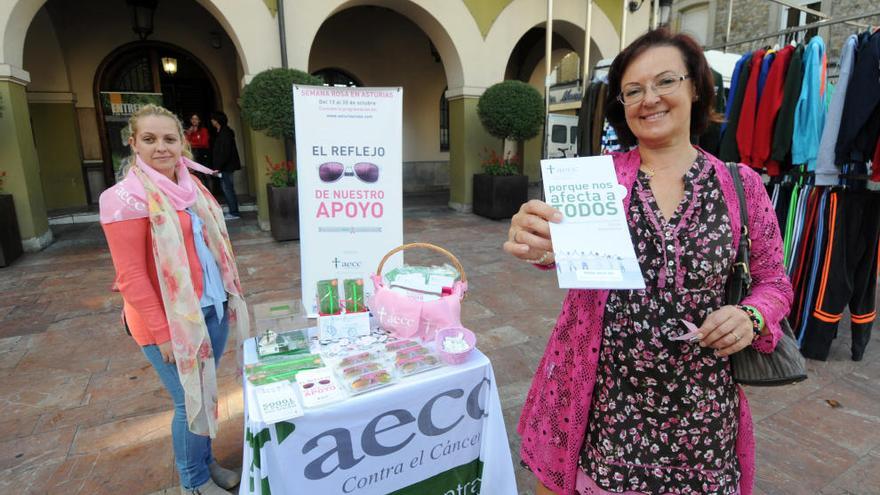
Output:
[100,104,249,495]
[505,30,792,495]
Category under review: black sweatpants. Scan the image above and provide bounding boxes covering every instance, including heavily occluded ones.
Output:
[801,190,880,361]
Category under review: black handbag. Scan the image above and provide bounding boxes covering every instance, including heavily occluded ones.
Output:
[725,163,807,386]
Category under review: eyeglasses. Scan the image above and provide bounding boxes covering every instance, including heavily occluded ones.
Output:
[618,72,691,106]
[318,162,380,183]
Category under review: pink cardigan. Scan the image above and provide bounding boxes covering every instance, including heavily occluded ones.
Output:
[517,148,794,494]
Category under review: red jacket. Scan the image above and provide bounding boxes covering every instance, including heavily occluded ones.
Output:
[872,137,880,182]
[736,50,766,166]
[185,127,210,150]
[752,46,794,176]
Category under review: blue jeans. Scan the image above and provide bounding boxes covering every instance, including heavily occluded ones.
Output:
[219,171,239,215]
[142,305,229,489]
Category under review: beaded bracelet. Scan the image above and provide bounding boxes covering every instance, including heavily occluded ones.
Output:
[737,304,764,338]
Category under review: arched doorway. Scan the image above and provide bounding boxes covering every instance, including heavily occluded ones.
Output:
[309,5,451,195]
[94,41,220,187]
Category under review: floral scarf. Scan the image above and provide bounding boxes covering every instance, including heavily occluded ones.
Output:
[134,158,249,438]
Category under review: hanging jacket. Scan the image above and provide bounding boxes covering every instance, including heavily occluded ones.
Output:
[836,30,880,164]
[771,44,805,166]
[719,53,754,162]
[792,36,826,171]
[871,136,880,182]
[695,68,725,157]
[591,83,608,155]
[722,54,749,135]
[816,35,859,185]
[737,49,767,166]
[757,50,776,101]
[577,82,600,157]
[753,45,795,175]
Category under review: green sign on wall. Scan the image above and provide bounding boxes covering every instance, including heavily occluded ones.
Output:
[100,91,164,178]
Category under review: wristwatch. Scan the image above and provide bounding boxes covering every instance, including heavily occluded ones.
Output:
[737,305,764,339]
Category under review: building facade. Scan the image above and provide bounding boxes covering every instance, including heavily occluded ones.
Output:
[0,0,653,250]
[673,0,880,65]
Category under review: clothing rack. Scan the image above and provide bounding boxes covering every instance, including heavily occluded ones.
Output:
[761,169,871,182]
[706,9,880,51]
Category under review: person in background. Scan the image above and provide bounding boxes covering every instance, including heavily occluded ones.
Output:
[506,29,792,495]
[185,113,211,185]
[210,111,241,220]
[99,104,249,495]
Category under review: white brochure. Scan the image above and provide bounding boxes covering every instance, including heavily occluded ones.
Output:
[541,155,645,289]
[253,381,305,424]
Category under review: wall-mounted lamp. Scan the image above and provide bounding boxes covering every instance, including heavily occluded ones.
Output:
[628,0,645,13]
[161,57,177,75]
[127,0,158,41]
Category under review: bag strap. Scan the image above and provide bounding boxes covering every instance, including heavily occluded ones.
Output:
[727,162,749,231]
[726,162,752,298]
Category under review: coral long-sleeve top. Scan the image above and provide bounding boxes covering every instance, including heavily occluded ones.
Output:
[102,213,204,345]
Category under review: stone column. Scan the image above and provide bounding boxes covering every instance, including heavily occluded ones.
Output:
[28,92,87,210]
[0,65,52,252]
[446,87,497,212]
[242,122,285,231]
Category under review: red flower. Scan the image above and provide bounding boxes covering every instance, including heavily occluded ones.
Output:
[197,341,213,360]
[162,266,180,300]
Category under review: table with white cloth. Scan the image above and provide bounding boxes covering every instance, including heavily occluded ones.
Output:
[239,338,517,495]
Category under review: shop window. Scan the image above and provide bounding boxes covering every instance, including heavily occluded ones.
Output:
[106,54,153,92]
[677,4,709,46]
[783,1,821,44]
[551,125,567,143]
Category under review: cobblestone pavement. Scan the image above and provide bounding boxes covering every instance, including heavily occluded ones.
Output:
[1,195,878,494]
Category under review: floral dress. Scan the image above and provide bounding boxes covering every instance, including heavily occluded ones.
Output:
[578,153,741,494]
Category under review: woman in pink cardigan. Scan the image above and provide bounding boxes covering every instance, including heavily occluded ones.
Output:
[505,29,792,495]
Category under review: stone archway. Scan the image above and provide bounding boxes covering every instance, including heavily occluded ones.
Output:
[287,0,469,91]
[287,0,480,208]
[484,0,619,85]
[93,41,223,190]
[308,5,454,194]
[0,0,275,250]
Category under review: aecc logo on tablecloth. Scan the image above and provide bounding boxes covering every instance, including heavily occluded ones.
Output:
[301,377,491,493]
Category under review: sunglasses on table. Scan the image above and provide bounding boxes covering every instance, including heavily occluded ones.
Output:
[319,162,380,183]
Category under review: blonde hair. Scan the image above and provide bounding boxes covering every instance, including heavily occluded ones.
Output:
[121,104,192,176]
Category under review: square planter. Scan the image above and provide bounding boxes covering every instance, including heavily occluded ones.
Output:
[472,173,528,220]
[0,194,23,267]
[267,184,300,241]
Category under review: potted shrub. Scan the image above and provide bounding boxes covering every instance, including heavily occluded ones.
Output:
[474,80,544,219]
[472,149,528,220]
[0,170,23,267]
[240,68,323,240]
[264,156,299,241]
